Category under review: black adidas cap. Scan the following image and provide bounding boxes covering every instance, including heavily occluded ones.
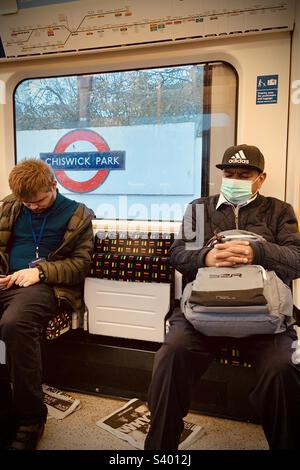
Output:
[216,144,265,172]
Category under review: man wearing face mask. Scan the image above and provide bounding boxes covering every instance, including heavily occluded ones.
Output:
[145,144,300,451]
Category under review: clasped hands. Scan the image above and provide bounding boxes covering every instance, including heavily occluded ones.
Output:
[0,268,40,290]
[205,240,253,267]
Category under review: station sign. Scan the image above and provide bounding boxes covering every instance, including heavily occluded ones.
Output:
[40,129,125,193]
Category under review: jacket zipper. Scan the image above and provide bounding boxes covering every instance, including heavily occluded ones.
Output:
[232,206,239,229]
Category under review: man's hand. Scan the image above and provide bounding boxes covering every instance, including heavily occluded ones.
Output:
[0,275,12,290]
[205,240,253,267]
[6,268,40,288]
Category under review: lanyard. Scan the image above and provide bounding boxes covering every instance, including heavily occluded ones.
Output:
[29,212,48,259]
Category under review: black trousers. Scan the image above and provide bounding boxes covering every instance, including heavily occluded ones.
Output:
[144,308,300,450]
[0,284,58,425]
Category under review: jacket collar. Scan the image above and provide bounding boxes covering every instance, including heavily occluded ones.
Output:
[216,192,258,210]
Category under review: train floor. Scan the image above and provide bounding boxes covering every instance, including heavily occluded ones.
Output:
[37,391,268,450]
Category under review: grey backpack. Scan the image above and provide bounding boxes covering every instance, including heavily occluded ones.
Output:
[181,230,294,337]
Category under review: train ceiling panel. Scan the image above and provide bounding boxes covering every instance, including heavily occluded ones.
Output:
[0,0,295,61]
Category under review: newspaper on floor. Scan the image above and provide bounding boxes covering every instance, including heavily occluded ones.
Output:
[96,398,204,450]
[42,384,81,420]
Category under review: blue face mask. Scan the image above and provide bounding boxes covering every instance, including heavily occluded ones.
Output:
[220,177,257,204]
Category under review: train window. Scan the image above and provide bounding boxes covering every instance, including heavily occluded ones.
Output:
[14,62,237,220]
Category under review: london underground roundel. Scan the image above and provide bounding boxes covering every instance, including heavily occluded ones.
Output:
[54,129,110,192]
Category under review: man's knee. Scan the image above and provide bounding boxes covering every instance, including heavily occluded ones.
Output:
[163,329,193,356]
[0,315,39,344]
[262,352,299,380]
[154,329,201,374]
[0,316,20,343]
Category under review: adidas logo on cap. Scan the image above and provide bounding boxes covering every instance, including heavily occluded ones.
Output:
[216,144,265,172]
[228,150,249,165]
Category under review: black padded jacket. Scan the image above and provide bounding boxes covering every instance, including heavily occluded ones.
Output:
[170,193,300,285]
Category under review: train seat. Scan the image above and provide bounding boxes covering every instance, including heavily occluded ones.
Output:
[44,308,72,340]
[85,219,181,342]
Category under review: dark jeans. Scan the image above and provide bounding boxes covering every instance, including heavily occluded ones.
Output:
[144,308,300,450]
[0,284,58,424]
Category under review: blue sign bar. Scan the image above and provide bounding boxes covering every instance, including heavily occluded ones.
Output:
[256,74,278,105]
[40,151,126,170]
[17,0,77,8]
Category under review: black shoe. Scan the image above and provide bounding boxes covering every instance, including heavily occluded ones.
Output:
[7,422,44,450]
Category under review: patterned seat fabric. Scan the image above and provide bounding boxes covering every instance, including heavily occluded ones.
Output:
[91,231,174,283]
[45,310,71,340]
